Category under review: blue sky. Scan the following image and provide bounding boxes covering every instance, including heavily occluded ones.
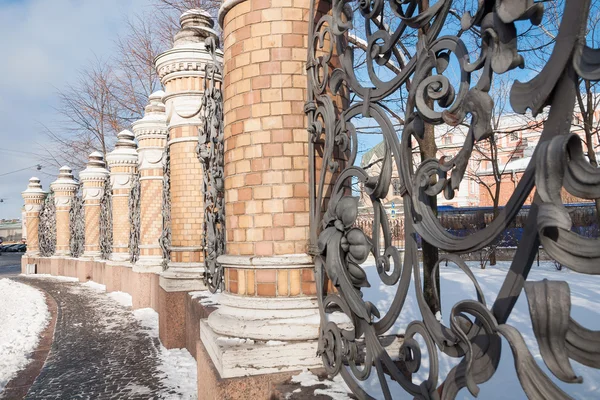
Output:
[0,0,151,219]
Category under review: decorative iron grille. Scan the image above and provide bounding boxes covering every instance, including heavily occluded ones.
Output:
[129,171,141,263]
[197,36,225,293]
[70,184,85,258]
[99,175,113,260]
[159,135,172,270]
[38,190,56,257]
[306,0,600,398]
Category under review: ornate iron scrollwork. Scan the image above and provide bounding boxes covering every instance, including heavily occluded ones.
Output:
[129,171,141,263]
[307,0,600,398]
[197,36,225,293]
[38,190,56,257]
[70,184,85,258]
[159,135,172,270]
[99,175,113,260]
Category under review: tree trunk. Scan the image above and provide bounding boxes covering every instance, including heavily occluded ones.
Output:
[421,121,440,315]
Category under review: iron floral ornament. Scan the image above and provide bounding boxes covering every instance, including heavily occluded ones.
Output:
[306,0,600,398]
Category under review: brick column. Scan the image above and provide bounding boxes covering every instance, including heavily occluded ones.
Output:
[131,91,168,272]
[106,130,138,262]
[50,166,78,256]
[79,152,110,259]
[200,0,321,379]
[22,177,47,256]
[154,9,221,347]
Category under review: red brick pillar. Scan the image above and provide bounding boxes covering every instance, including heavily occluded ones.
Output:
[50,167,78,256]
[154,9,222,348]
[130,91,168,309]
[79,152,110,259]
[22,177,47,256]
[106,130,138,263]
[200,0,321,380]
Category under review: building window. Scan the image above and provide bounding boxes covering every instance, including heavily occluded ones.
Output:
[510,131,519,141]
[444,135,452,145]
[392,178,402,196]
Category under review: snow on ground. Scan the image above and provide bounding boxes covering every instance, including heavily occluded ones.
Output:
[107,291,133,308]
[0,279,49,393]
[189,290,219,306]
[25,274,78,282]
[290,369,353,399]
[82,280,106,291]
[351,260,600,399]
[133,308,198,399]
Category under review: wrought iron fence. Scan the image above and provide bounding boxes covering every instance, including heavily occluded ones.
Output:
[306,0,600,398]
[70,184,84,258]
[129,171,141,263]
[99,175,113,260]
[197,36,225,293]
[38,190,56,257]
[159,133,171,270]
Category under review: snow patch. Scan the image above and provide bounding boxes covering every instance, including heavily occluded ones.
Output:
[107,291,133,308]
[290,369,353,399]
[216,337,254,346]
[23,274,78,282]
[0,279,49,393]
[356,261,600,399]
[82,280,106,291]
[132,308,197,398]
[189,290,219,306]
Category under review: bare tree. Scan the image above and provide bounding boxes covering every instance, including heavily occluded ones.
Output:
[42,58,124,170]
[112,14,165,125]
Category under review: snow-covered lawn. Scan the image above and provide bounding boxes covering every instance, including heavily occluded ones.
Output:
[351,260,600,399]
[0,279,49,393]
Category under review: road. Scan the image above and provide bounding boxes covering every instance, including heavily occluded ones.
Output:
[0,252,22,277]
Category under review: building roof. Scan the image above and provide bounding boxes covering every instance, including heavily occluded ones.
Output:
[360,141,386,168]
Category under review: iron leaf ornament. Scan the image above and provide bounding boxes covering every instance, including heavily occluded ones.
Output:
[197,36,225,293]
[306,0,600,398]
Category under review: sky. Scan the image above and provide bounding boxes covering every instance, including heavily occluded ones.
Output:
[0,0,152,219]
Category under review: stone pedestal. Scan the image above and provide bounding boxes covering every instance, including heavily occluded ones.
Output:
[22,177,48,258]
[200,0,321,383]
[154,9,221,347]
[79,152,110,260]
[50,166,78,256]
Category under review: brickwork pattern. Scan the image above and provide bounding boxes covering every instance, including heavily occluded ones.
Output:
[225,267,316,297]
[55,205,70,254]
[168,128,204,264]
[84,203,101,253]
[222,0,311,257]
[25,213,40,253]
[139,178,164,258]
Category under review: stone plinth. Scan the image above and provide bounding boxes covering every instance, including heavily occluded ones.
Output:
[106,130,138,262]
[50,166,78,256]
[22,177,48,257]
[132,91,168,274]
[79,152,110,259]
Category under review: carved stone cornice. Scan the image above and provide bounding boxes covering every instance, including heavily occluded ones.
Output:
[132,91,168,141]
[106,130,138,168]
[154,9,222,85]
[22,177,47,211]
[79,152,109,201]
[50,166,78,207]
